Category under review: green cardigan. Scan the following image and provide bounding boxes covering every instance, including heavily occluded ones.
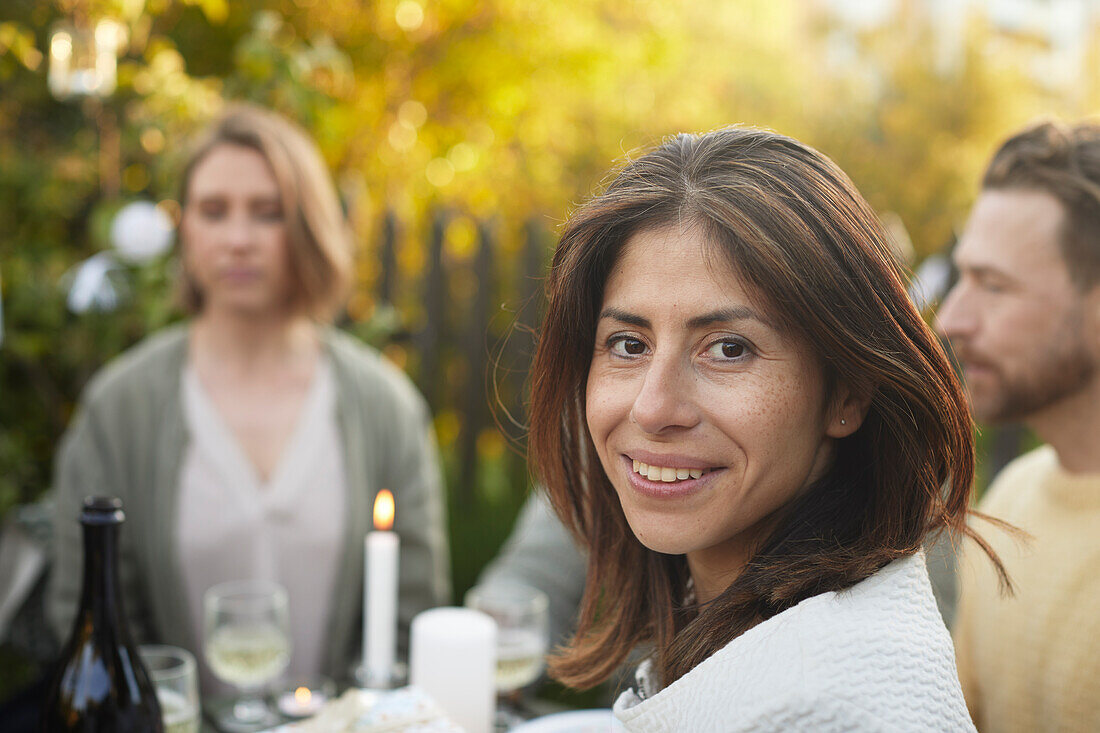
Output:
[47,325,451,682]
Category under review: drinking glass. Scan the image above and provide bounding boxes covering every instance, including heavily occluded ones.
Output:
[465,583,549,726]
[139,645,200,733]
[203,580,291,732]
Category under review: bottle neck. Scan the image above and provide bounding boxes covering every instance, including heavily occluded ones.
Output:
[79,522,126,630]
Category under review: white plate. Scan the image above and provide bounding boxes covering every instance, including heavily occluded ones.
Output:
[510,709,624,733]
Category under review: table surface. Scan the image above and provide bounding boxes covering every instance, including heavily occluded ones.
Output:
[199,691,575,732]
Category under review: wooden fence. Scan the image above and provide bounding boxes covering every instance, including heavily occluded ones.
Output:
[364,209,551,510]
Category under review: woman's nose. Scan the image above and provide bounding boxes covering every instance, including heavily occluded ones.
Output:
[223,215,255,249]
[628,354,701,435]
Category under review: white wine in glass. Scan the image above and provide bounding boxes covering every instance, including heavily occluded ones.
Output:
[465,582,550,714]
[203,580,291,732]
[206,622,292,688]
[494,627,549,692]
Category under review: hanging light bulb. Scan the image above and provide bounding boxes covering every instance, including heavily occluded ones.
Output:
[48,18,125,100]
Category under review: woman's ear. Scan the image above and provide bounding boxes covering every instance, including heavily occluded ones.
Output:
[825,382,872,438]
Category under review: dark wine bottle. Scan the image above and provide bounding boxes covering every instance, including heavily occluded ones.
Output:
[41,496,164,732]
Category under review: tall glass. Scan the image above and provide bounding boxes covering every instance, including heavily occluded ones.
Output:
[203,580,291,732]
[139,645,200,733]
[465,583,549,726]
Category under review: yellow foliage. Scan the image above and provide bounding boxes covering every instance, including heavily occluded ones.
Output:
[122,164,149,192]
[397,232,426,277]
[444,217,478,261]
[189,0,228,25]
[346,290,374,322]
[476,428,505,461]
[382,343,408,370]
[434,410,461,447]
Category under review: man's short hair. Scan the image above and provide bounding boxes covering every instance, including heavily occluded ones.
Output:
[983,120,1100,290]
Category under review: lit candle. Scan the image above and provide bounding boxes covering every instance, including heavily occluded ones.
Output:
[276,685,328,718]
[363,489,398,688]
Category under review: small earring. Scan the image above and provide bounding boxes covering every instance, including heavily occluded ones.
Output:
[840,418,847,425]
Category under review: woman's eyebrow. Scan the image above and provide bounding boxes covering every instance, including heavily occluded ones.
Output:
[597,305,771,330]
[191,191,280,202]
[687,307,769,329]
[598,307,649,328]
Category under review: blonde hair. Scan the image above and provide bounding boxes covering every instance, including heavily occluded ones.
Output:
[177,103,352,321]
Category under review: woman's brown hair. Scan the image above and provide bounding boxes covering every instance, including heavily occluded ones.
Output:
[529,127,1006,690]
[177,103,352,321]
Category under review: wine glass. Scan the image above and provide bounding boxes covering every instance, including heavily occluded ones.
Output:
[464,584,550,726]
[139,645,200,733]
[203,580,291,732]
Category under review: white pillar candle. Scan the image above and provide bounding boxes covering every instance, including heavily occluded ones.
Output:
[410,607,496,733]
[363,490,398,688]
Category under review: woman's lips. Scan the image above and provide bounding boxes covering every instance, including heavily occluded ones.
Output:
[220,268,262,283]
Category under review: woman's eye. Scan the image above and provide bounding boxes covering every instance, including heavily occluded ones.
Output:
[255,207,284,222]
[609,337,646,357]
[197,203,226,220]
[706,339,748,360]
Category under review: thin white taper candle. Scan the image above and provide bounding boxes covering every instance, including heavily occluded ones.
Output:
[363,490,398,688]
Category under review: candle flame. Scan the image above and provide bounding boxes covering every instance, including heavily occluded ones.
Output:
[295,686,312,706]
[374,489,395,530]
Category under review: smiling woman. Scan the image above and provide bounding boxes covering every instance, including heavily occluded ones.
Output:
[586,223,855,604]
[529,128,1005,731]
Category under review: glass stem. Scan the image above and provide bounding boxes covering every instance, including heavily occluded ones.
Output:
[232,688,268,722]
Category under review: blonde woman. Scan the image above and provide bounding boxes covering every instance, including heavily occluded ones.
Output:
[48,104,449,693]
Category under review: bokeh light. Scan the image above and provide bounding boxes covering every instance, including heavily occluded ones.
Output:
[395,1,424,32]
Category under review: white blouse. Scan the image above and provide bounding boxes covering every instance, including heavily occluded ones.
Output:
[614,553,975,732]
[178,360,346,694]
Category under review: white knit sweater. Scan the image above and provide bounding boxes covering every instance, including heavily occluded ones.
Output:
[614,553,975,732]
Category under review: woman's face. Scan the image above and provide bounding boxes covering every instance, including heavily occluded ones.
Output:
[181,144,292,317]
[585,223,849,580]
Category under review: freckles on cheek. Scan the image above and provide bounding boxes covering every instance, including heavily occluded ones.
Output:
[728,383,816,468]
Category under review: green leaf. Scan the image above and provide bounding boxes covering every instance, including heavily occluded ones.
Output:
[183,0,229,25]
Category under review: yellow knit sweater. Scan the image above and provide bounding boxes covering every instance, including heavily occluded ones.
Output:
[954,445,1100,733]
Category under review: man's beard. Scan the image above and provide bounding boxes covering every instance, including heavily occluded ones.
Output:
[971,313,1097,424]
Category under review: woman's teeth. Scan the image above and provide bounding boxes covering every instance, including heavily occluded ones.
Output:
[632,459,707,482]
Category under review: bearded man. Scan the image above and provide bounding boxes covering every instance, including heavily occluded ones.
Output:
[938,120,1100,733]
